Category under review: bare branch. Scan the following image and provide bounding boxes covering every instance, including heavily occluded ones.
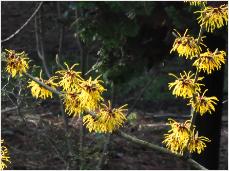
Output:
[1,2,43,43]
[34,8,51,78]
[118,131,207,170]
[57,2,64,58]
[24,72,63,96]
[1,106,18,113]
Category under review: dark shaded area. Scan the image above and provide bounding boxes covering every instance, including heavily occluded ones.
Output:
[193,31,228,170]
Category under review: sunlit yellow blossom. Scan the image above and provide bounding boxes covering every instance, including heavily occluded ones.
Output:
[195,4,228,32]
[28,71,57,99]
[1,139,11,170]
[189,89,219,115]
[5,49,29,77]
[83,114,97,132]
[63,92,83,116]
[184,1,207,7]
[170,29,205,59]
[168,71,204,98]
[193,49,226,74]
[162,119,191,155]
[188,130,211,154]
[56,63,82,92]
[83,101,128,133]
[97,101,127,133]
[163,133,182,154]
[78,76,106,111]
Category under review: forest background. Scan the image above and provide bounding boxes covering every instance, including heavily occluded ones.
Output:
[1,1,228,170]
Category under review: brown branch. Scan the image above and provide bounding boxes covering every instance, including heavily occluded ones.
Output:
[24,72,63,96]
[57,2,64,58]
[96,133,111,169]
[1,106,18,113]
[34,8,51,78]
[1,2,43,43]
[118,131,207,170]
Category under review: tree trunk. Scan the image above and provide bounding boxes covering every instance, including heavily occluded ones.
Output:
[192,33,226,169]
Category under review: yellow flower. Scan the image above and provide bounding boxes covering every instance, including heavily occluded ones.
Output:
[5,49,29,77]
[83,114,101,133]
[189,89,219,115]
[168,71,204,98]
[170,29,205,59]
[163,133,182,154]
[184,1,207,6]
[83,101,128,133]
[1,139,11,170]
[163,119,210,155]
[56,63,82,92]
[162,119,191,155]
[78,76,106,111]
[97,101,127,133]
[188,130,211,154]
[195,4,228,32]
[28,71,57,99]
[83,114,96,132]
[193,49,226,74]
[63,92,83,116]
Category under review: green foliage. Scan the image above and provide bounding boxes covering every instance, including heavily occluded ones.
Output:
[116,72,174,103]
[164,4,200,33]
[127,112,138,126]
[69,2,158,83]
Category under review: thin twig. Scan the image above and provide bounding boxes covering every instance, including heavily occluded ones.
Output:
[96,81,115,169]
[1,2,43,43]
[55,33,74,168]
[16,76,27,126]
[118,131,207,170]
[79,115,84,170]
[44,134,68,167]
[55,55,65,70]
[222,99,228,104]
[96,134,111,169]
[57,2,64,58]
[1,106,18,113]
[34,8,51,77]
[74,8,87,170]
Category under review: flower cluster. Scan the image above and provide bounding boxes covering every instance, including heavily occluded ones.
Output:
[55,63,82,91]
[28,71,57,99]
[1,139,11,170]
[59,69,106,116]
[170,29,205,59]
[63,92,82,116]
[168,71,204,98]
[189,89,219,116]
[24,60,125,132]
[5,49,29,77]
[165,2,227,155]
[83,101,127,133]
[195,4,228,33]
[162,119,210,155]
[78,76,106,111]
[184,0,207,7]
[193,49,226,74]
[188,129,211,154]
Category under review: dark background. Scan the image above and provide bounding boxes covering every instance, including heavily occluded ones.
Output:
[1,1,228,169]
